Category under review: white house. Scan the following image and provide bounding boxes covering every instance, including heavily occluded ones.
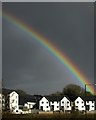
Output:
[19,94,37,114]
[24,102,36,110]
[85,96,95,111]
[0,93,5,111]
[60,96,71,111]
[0,93,2,113]
[75,97,85,111]
[9,91,19,113]
[39,96,72,112]
[39,97,50,111]
[50,101,60,111]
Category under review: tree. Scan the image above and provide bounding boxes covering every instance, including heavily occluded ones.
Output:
[50,91,62,96]
[62,84,85,97]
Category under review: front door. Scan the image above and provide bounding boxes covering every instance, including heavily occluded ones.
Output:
[86,105,90,111]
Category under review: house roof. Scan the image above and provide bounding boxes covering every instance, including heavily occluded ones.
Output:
[46,96,62,102]
[67,96,78,102]
[42,95,71,102]
[19,94,37,105]
[2,88,15,96]
[81,96,96,101]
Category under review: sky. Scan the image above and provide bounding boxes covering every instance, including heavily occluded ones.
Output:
[2,2,94,95]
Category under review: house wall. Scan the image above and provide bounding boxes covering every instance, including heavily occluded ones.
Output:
[9,91,19,113]
[75,97,85,111]
[39,97,50,111]
[60,97,71,111]
[86,101,95,111]
[0,93,5,111]
[0,93,2,113]
[50,101,59,111]
[24,102,36,109]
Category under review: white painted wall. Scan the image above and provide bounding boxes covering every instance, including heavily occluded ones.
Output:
[9,91,19,113]
[86,101,95,111]
[60,97,71,111]
[50,101,59,111]
[39,97,50,111]
[75,97,85,111]
[24,102,36,109]
[0,93,2,113]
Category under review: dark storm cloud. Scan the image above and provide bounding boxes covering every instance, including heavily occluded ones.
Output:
[2,3,94,94]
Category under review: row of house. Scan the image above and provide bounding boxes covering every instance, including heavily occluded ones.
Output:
[0,90,96,114]
[39,96,96,112]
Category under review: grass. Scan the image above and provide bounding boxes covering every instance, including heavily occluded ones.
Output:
[2,112,96,120]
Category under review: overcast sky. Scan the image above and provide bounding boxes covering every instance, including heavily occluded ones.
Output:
[2,2,94,95]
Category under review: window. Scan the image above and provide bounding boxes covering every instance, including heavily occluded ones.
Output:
[77,101,79,103]
[92,101,94,103]
[82,106,84,108]
[67,106,69,108]
[57,106,59,108]
[67,101,69,103]
[46,102,48,104]
[92,106,94,107]
[62,101,64,104]
[82,101,84,103]
[76,106,78,108]
[46,106,48,108]
[42,102,44,104]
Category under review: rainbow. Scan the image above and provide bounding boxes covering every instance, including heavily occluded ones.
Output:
[3,12,94,94]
